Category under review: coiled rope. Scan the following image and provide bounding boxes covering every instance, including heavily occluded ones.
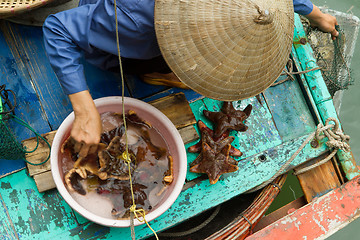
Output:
[247,117,350,193]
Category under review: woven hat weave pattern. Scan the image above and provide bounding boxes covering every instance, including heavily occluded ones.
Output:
[155,0,294,101]
[0,0,53,18]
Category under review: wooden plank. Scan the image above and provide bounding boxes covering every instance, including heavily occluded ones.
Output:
[253,196,307,233]
[246,176,360,240]
[149,92,196,128]
[293,14,332,104]
[0,21,51,177]
[292,14,360,181]
[263,71,316,142]
[178,125,198,145]
[294,152,342,202]
[0,189,20,239]
[23,131,55,176]
[143,88,203,103]
[33,171,56,193]
[5,22,128,130]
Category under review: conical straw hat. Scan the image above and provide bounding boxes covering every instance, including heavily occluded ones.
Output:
[0,0,56,19]
[155,0,294,101]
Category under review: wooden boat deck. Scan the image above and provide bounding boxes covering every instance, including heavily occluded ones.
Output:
[1,14,359,239]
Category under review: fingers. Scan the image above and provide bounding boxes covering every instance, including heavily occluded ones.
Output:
[79,143,91,158]
[73,139,82,153]
[331,28,339,40]
[72,138,99,157]
[88,144,99,155]
[331,23,340,40]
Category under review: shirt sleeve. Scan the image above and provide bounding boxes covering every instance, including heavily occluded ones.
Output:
[43,0,160,95]
[293,0,314,15]
[43,5,95,95]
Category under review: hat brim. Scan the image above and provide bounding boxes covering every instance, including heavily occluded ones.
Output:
[155,0,294,101]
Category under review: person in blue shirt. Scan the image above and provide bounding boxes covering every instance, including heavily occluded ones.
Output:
[43,0,338,157]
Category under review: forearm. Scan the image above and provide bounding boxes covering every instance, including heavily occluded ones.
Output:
[68,90,98,119]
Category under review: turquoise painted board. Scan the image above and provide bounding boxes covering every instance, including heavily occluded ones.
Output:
[290,46,322,124]
[292,14,360,180]
[263,71,316,142]
[0,132,327,240]
[0,170,79,239]
[293,15,332,104]
[185,96,282,181]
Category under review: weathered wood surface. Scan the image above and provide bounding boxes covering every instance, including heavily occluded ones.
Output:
[292,16,359,181]
[23,131,55,176]
[0,13,358,240]
[253,196,307,233]
[148,92,197,129]
[295,152,342,202]
[246,176,360,240]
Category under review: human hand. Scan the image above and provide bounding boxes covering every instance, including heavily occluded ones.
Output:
[69,90,102,157]
[305,5,339,40]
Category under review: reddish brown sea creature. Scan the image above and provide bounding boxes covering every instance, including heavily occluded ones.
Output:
[189,130,238,167]
[98,136,135,180]
[96,179,149,218]
[62,109,173,218]
[190,143,239,184]
[163,155,174,183]
[188,120,242,157]
[203,102,252,138]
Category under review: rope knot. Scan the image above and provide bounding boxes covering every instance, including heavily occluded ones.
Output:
[315,117,350,152]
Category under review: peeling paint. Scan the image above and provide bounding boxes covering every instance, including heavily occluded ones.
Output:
[246,176,360,240]
[1,182,12,189]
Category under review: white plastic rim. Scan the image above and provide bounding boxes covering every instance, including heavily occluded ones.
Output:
[51,96,187,227]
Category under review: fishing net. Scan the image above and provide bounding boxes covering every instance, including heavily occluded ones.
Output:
[301,8,359,98]
[0,85,51,165]
[0,85,26,160]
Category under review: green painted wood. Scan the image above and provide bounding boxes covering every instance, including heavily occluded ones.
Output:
[105,133,328,239]
[0,184,20,239]
[0,169,79,239]
[292,14,360,180]
[263,70,316,142]
[0,129,328,240]
[186,96,282,181]
[293,14,332,104]
[317,100,360,180]
[290,46,322,124]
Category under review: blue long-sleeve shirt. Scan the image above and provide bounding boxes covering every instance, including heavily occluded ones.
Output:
[43,0,314,95]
